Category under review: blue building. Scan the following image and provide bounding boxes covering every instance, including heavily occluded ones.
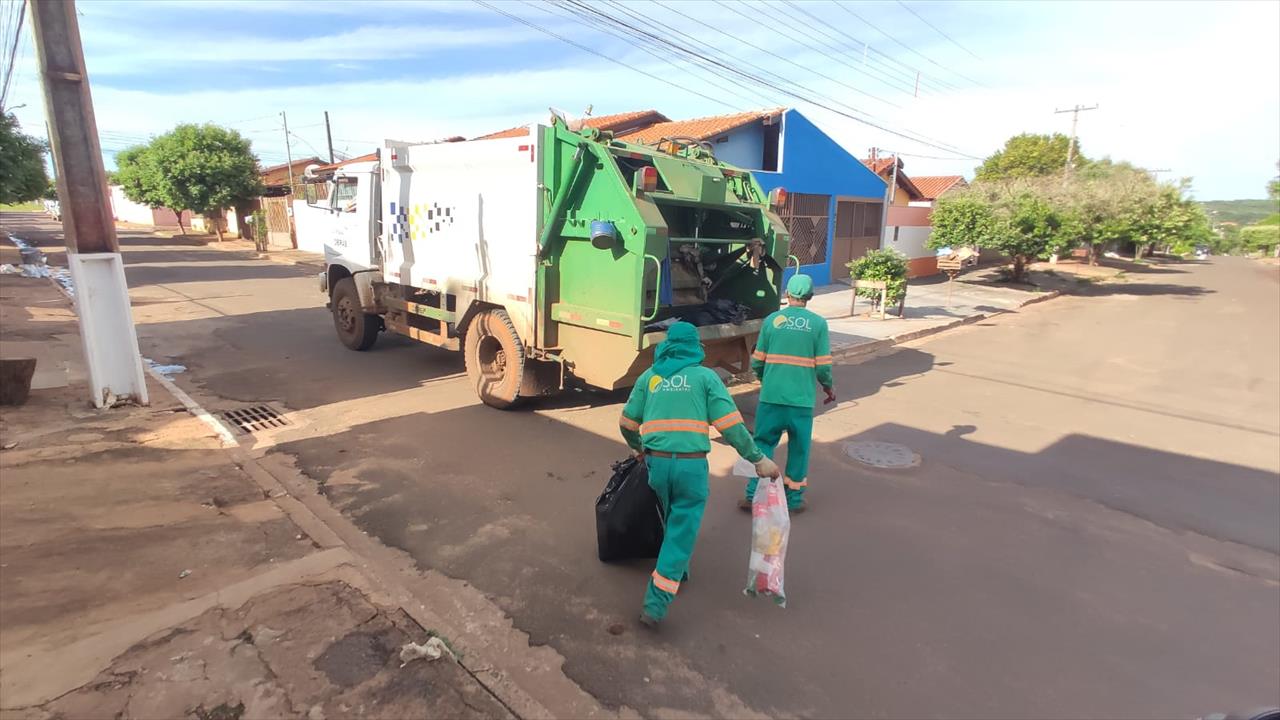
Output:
[619,108,887,285]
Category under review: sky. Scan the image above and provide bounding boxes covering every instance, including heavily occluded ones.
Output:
[4,0,1278,200]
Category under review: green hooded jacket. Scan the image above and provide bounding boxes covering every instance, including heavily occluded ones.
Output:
[619,322,763,461]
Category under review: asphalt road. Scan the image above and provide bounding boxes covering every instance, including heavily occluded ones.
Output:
[4,211,1278,718]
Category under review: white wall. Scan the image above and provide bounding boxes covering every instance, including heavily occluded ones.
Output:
[109,185,155,225]
[292,199,332,254]
[882,225,932,260]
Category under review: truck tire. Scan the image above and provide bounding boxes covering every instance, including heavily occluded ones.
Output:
[464,308,525,409]
[332,277,380,351]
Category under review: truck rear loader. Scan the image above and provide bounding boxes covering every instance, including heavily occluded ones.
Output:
[310,117,793,408]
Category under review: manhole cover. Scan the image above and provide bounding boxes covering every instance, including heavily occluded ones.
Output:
[843,441,920,469]
[217,404,290,435]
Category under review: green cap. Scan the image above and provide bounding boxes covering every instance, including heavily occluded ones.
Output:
[786,274,814,300]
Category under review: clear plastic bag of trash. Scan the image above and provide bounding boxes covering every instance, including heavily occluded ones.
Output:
[744,476,789,607]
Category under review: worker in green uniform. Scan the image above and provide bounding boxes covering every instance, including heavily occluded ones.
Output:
[742,274,835,513]
[619,321,780,628]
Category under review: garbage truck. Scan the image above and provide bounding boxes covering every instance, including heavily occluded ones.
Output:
[309,116,792,408]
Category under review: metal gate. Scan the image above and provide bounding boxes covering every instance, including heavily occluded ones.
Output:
[777,192,830,267]
[262,195,294,250]
[831,199,883,280]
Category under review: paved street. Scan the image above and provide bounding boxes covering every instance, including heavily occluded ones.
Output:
[4,211,1278,718]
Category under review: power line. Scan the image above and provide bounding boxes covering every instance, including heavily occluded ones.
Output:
[561,0,977,157]
[777,0,936,94]
[896,0,981,60]
[742,0,921,98]
[834,0,981,89]
[642,0,897,113]
[0,0,26,111]
[531,0,771,109]
[474,0,743,111]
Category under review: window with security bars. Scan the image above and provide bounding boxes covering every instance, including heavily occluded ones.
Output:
[777,192,831,266]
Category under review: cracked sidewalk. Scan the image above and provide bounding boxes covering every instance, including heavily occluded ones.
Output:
[0,268,511,719]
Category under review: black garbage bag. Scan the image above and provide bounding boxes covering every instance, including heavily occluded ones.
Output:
[595,457,665,562]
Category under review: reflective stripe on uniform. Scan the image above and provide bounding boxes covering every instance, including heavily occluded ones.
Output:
[651,570,681,594]
[814,354,833,365]
[619,415,641,431]
[759,352,817,367]
[784,477,808,490]
[710,411,744,431]
[640,419,710,435]
[752,350,767,361]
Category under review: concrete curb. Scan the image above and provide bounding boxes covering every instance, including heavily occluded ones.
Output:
[830,289,1062,362]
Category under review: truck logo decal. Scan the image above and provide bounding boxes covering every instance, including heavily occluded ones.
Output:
[408,203,456,241]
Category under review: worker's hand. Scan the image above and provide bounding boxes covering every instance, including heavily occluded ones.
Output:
[634,450,646,464]
[823,386,837,405]
[754,457,781,479]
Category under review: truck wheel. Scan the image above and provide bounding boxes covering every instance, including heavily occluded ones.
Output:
[464,308,525,409]
[332,277,379,351]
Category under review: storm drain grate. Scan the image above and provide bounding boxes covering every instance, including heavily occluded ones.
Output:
[217,404,290,435]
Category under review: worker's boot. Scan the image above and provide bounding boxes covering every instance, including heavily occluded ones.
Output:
[638,612,660,630]
[737,497,752,512]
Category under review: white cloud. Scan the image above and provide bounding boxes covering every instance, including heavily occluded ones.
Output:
[8,0,1277,199]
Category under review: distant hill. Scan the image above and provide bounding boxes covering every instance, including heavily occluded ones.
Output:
[1199,198,1280,225]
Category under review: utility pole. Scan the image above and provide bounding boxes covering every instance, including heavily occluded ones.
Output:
[323,110,334,164]
[29,0,148,407]
[1054,103,1098,174]
[280,110,295,191]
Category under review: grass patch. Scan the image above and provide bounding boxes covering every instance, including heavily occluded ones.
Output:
[1,202,44,212]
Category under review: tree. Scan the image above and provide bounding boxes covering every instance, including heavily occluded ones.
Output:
[0,113,51,205]
[928,194,999,249]
[975,133,1085,181]
[1269,161,1279,200]
[114,124,262,239]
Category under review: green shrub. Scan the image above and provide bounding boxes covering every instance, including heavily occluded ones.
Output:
[847,249,909,308]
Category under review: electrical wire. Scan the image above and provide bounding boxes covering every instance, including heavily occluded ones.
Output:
[553,0,977,157]
[776,0,957,95]
[833,0,981,89]
[474,0,743,111]
[0,0,26,111]
[739,0,921,97]
[529,0,771,109]
[896,0,982,61]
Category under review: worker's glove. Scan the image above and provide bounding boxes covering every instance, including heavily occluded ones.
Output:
[823,386,837,405]
[754,457,781,479]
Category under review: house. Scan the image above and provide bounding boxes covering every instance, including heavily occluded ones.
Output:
[862,157,964,278]
[475,110,670,140]
[912,175,968,203]
[260,156,323,193]
[617,108,887,285]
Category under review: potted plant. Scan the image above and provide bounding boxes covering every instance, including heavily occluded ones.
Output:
[847,248,909,317]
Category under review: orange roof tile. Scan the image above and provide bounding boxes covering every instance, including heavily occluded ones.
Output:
[474,109,670,140]
[861,156,926,200]
[912,175,967,200]
[616,108,784,145]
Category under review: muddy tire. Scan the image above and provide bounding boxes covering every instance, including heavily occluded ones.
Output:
[464,308,526,409]
[332,277,379,351]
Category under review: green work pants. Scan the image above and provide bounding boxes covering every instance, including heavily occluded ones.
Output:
[643,455,708,621]
[744,402,813,509]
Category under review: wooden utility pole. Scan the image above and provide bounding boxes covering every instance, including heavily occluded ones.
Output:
[29,0,148,406]
[280,110,295,191]
[1055,103,1098,174]
[324,110,334,164]
[29,0,116,255]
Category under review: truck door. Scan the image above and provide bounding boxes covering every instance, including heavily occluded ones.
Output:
[328,173,375,269]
